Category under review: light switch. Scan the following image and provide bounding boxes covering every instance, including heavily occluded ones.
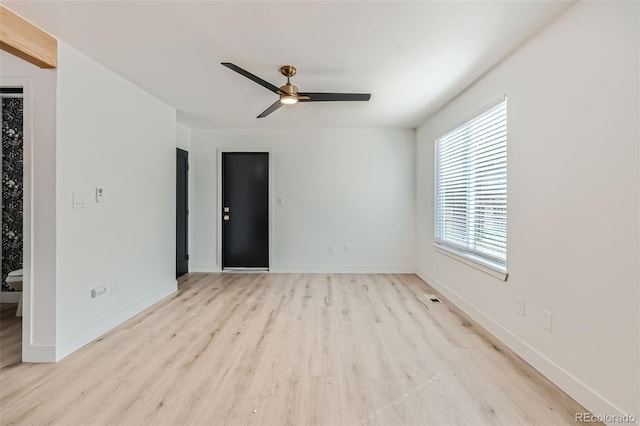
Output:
[277,197,284,206]
[73,192,88,209]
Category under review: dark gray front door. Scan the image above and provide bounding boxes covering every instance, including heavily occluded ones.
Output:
[222,152,269,269]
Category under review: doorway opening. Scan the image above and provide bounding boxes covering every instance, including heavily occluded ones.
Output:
[0,87,24,366]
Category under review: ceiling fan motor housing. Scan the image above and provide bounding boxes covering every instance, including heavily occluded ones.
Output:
[280,83,298,95]
[279,81,299,104]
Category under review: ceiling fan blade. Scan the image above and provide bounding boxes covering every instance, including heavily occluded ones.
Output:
[221,62,281,94]
[298,92,371,102]
[257,100,283,118]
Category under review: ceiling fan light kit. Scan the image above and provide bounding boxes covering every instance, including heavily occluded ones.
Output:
[279,95,298,105]
[221,62,371,118]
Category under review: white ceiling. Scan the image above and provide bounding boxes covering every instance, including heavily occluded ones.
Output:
[3,0,573,129]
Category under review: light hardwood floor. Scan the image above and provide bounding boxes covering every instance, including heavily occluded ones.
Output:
[0,273,598,425]
[0,303,21,370]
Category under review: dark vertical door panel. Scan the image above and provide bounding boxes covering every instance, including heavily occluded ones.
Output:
[176,148,189,277]
[222,152,269,269]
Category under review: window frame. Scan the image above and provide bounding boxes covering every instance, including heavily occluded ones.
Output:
[433,96,508,281]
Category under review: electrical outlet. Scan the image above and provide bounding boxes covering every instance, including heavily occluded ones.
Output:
[516,297,526,316]
[91,285,108,298]
[344,243,351,253]
[110,281,118,294]
[328,246,335,255]
[542,309,553,332]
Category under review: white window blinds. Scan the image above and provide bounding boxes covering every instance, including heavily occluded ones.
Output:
[435,99,507,266]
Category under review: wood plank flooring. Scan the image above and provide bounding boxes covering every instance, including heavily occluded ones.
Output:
[0,303,21,370]
[0,273,597,425]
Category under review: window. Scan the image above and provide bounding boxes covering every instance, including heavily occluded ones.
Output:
[435,98,507,272]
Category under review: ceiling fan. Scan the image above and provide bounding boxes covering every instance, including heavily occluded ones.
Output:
[221,62,371,118]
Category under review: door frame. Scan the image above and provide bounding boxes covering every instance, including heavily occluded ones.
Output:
[216,148,273,271]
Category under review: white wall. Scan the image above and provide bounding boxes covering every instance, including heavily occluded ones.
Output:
[416,1,639,421]
[55,42,177,359]
[191,129,415,273]
[1,52,58,361]
[176,122,191,151]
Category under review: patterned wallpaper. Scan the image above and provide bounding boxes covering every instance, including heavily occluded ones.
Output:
[1,97,23,292]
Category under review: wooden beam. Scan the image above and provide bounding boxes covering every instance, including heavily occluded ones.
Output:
[0,5,57,69]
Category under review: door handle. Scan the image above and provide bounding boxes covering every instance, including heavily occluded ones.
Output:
[224,215,230,221]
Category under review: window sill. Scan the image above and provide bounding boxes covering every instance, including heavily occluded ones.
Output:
[433,243,508,281]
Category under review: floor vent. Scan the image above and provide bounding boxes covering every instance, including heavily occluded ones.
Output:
[425,294,442,303]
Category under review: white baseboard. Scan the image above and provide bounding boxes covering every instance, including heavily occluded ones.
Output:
[190,264,222,273]
[191,265,415,274]
[0,291,22,303]
[415,268,638,426]
[23,344,56,363]
[55,282,177,361]
[270,265,416,274]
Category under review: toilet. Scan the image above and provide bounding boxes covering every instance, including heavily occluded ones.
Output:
[5,269,23,317]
